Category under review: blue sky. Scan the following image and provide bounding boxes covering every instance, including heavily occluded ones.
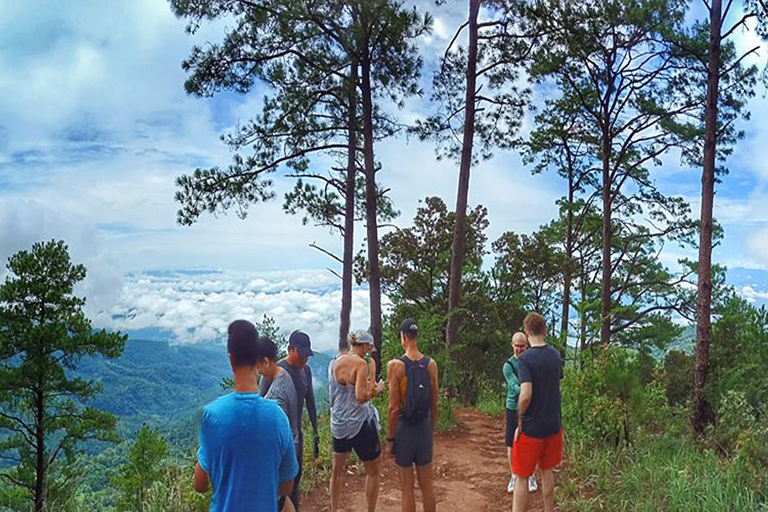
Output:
[1,0,767,349]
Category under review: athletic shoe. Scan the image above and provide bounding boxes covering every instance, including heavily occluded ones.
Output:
[507,475,516,493]
[528,476,538,493]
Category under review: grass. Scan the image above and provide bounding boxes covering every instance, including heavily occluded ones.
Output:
[476,383,506,416]
[559,432,768,512]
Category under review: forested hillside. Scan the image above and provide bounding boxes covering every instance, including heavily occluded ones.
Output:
[74,335,333,441]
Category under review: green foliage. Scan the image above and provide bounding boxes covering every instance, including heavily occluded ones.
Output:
[561,432,768,512]
[663,349,694,406]
[0,240,127,511]
[113,424,169,512]
[140,458,210,512]
[357,196,508,402]
[564,348,675,447]
[708,295,768,416]
[476,382,506,417]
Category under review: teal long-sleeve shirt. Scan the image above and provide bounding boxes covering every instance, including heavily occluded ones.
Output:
[503,356,520,411]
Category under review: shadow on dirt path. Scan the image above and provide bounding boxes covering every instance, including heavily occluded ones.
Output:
[303,409,555,512]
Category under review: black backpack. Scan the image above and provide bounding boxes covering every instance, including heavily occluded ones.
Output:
[400,356,432,424]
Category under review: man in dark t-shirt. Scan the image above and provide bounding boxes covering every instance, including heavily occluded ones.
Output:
[512,313,563,512]
[259,330,319,512]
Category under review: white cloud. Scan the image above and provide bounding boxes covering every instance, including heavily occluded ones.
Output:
[96,269,381,352]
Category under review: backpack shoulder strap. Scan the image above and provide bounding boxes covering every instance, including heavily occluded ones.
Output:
[504,359,519,379]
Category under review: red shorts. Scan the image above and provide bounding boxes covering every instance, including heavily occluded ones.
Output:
[512,429,563,477]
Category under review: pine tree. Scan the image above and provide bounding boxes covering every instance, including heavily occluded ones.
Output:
[113,424,169,512]
[0,240,126,512]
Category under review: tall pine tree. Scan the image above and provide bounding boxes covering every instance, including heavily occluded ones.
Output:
[0,240,126,512]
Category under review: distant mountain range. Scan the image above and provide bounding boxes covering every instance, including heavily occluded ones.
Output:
[76,334,335,443]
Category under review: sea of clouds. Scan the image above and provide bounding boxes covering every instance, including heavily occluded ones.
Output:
[89,269,380,352]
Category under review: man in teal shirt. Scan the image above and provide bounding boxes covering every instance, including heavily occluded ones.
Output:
[504,332,536,494]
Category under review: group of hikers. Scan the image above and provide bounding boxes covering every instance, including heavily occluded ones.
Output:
[193,312,562,512]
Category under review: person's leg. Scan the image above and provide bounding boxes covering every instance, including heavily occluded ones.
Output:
[512,475,529,512]
[512,430,540,511]
[508,446,514,475]
[415,463,436,512]
[330,451,349,512]
[291,439,304,512]
[538,429,563,512]
[399,465,416,512]
[363,456,381,512]
[540,468,555,512]
[281,496,296,512]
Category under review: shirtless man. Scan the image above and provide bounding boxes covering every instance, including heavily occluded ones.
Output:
[328,330,386,512]
[386,319,439,512]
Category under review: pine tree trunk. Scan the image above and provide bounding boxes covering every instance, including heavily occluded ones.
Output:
[360,53,383,377]
[446,0,480,351]
[579,268,587,370]
[600,124,612,346]
[561,174,575,347]
[339,61,358,353]
[34,388,44,512]
[693,0,722,436]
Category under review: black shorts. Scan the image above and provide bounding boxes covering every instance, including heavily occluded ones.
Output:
[394,416,433,467]
[277,497,286,511]
[332,419,381,462]
[505,408,516,447]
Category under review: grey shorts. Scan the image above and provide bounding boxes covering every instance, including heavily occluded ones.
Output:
[394,416,433,467]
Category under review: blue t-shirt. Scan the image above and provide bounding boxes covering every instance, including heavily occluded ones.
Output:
[197,393,299,512]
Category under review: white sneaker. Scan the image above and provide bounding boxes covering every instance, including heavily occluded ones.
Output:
[528,476,538,493]
[507,475,516,493]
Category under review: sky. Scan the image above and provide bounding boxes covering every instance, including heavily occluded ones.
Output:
[1,0,767,350]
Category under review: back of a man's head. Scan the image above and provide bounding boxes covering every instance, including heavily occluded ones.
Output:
[227,319,259,367]
[400,318,419,342]
[523,312,547,337]
[259,336,279,362]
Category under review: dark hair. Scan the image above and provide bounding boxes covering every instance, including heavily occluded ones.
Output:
[259,336,279,362]
[227,319,259,367]
[400,318,418,340]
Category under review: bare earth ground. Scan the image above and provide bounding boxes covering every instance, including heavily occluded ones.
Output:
[303,409,553,512]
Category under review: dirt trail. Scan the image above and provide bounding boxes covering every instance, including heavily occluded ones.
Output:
[304,409,552,512]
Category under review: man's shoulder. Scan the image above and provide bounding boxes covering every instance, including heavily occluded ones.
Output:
[387,357,405,376]
[203,393,234,414]
[269,371,295,394]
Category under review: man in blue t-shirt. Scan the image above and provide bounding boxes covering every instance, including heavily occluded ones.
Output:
[195,319,299,512]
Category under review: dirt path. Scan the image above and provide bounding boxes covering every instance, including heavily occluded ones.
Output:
[303,409,552,512]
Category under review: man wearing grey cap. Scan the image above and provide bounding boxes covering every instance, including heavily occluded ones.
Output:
[328,330,386,512]
[259,330,319,512]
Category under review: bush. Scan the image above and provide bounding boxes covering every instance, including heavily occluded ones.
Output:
[663,350,694,406]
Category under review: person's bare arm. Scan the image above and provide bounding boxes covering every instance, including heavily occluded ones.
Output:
[516,382,532,438]
[429,359,439,431]
[278,479,294,497]
[355,358,380,402]
[194,462,209,493]
[387,360,403,442]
